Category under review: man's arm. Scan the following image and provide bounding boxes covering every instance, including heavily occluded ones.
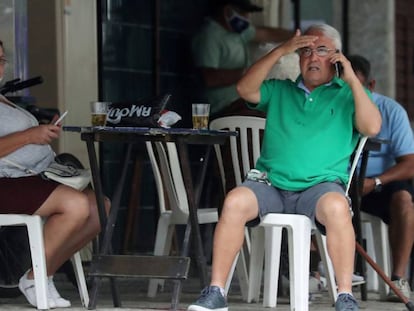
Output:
[199,67,245,88]
[331,53,381,137]
[349,78,382,137]
[363,154,414,194]
[254,27,293,44]
[237,29,317,104]
[199,27,293,89]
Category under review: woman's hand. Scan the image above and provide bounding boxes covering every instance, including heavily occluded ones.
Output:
[24,124,61,145]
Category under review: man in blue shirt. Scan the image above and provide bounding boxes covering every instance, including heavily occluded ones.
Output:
[349,54,414,301]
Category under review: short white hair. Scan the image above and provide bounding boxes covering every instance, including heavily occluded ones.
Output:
[304,24,342,51]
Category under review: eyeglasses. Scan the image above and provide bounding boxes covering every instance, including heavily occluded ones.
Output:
[298,47,336,58]
[0,58,7,65]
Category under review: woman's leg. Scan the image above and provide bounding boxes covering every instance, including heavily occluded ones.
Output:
[18,185,103,308]
[31,186,104,277]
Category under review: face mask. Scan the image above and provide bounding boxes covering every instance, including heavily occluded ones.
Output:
[227,10,250,33]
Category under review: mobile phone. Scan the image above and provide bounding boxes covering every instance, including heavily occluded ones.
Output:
[335,62,343,78]
[54,110,68,125]
[334,49,343,77]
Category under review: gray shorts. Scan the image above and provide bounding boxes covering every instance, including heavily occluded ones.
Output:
[242,179,346,233]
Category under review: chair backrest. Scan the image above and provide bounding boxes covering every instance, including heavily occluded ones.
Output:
[209,116,266,190]
[346,136,368,195]
[146,141,190,217]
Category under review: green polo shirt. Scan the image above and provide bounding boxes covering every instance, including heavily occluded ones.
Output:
[254,76,362,191]
[191,18,256,115]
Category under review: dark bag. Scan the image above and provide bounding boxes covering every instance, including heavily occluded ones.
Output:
[106,94,171,127]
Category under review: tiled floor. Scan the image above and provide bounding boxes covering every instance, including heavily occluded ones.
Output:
[0,272,409,310]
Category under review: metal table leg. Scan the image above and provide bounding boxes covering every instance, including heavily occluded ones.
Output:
[169,142,212,310]
[86,141,133,309]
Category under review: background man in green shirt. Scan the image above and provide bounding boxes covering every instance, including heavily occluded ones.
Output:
[191,0,292,118]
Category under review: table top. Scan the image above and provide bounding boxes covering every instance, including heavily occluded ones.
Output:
[63,126,238,145]
[63,126,238,137]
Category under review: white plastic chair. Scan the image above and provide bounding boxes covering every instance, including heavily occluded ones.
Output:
[256,135,367,309]
[210,116,366,310]
[146,141,219,297]
[360,211,390,298]
[0,214,89,310]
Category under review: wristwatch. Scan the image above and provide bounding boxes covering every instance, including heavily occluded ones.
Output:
[374,177,383,192]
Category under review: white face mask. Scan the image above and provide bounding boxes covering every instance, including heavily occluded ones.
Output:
[226,9,250,33]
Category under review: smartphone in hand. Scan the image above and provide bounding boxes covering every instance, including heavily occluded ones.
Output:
[335,62,343,77]
[334,49,343,78]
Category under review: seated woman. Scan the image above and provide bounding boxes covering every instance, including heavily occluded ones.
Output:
[0,39,110,308]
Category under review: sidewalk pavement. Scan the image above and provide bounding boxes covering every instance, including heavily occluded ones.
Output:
[0,272,409,310]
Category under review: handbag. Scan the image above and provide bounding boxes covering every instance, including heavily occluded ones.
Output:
[1,158,91,191]
[40,162,91,191]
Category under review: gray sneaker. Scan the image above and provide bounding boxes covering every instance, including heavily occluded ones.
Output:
[387,279,411,302]
[335,293,359,311]
[187,286,228,311]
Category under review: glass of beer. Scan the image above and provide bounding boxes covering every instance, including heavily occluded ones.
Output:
[192,103,210,129]
[90,101,109,127]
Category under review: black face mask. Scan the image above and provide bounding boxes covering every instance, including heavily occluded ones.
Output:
[227,10,250,33]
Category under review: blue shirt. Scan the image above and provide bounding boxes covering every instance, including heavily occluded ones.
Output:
[365,92,414,177]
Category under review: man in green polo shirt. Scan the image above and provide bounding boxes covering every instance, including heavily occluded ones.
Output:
[188,23,381,311]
